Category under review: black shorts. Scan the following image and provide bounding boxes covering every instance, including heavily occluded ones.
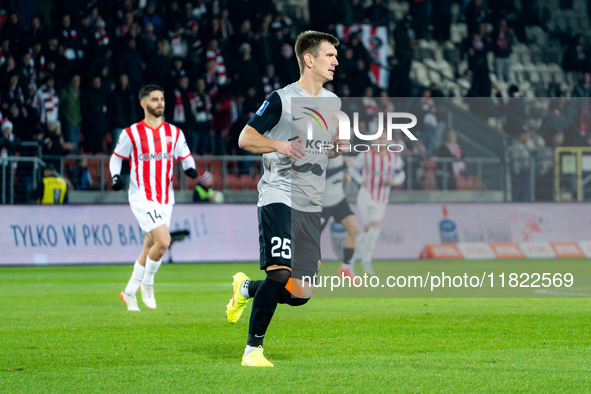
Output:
[258,203,321,281]
[320,198,354,232]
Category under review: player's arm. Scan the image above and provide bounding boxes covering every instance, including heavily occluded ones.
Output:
[346,154,366,185]
[238,92,305,159]
[175,130,198,178]
[110,129,133,191]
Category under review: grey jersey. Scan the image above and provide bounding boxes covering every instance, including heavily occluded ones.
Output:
[322,155,347,207]
[247,82,341,212]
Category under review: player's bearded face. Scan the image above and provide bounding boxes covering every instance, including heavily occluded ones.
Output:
[144,93,165,117]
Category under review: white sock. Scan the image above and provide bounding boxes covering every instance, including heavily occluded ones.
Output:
[240,279,251,299]
[124,261,145,295]
[142,256,162,287]
[363,227,381,262]
[352,231,367,263]
[244,345,260,356]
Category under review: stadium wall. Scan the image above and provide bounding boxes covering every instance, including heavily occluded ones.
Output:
[1,203,590,265]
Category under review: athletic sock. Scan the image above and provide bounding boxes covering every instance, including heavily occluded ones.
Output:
[124,261,145,295]
[363,227,381,262]
[353,231,367,263]
[244,345,260,356]
[342,247,354,269]
[247,278,285,348]
[142,256,162,287]
[247,280,263,298]
[240,279,252,298]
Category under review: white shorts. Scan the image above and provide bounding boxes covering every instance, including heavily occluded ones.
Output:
[130,200,173,233]
[356,188,386,225]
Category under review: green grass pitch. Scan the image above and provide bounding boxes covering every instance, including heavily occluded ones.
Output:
[1,261,591,393]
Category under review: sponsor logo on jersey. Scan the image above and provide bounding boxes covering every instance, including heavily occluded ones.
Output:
[139,152,173,161]
[291,162,325,176]
[256,101,269,116]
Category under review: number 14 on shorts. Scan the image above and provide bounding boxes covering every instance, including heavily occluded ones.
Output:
[147,209,163,223]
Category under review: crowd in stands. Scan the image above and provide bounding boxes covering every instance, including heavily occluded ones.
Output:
[2,0,591,199]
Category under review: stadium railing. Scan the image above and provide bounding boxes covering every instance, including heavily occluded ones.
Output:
[40,154,263,192]
[0,156,46,204]
[505,146,556,202]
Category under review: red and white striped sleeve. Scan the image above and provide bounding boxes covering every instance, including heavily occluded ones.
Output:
[113,128,133,159]
[174,129,192,160]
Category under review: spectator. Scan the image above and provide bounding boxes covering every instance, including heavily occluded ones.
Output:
[58,74,82,153]
[363,0,391,27]
[206,39,227,85]
[502,85,526,137]
[508,127,532,202]
[70,159,94,190]
[563,34,591,73]
[210,92,232,155]
[32,74,59,125]
[391,15,415,97]
[31,163,69,204]
[184,21,205,80]
[413,88,438,156]
[492,18,513,82]
[573,72,591,98]
[191,78,212,155]
[349,59,372,97]
[142,1,163,36]
[163,1,182,31]
[465,23,492,97]
[234,43,260,94]
[24,16,44,49]
[1,14,25,49]
[117,38,145,93]
[109,74,140,150]
[0,121,21,158]
[94,21,110,49]
[81,76,108,154]
[1,73,30,138]
[434,130,466,191]
[0,39,14,71]
[164,57,187,93]
[145,40,172,85]
[43,121,74,169]
[465,0,490,38]
[166,75,197,145]
[341,0,365,25]
[219,8,234,42]
[260,64,284,99]
[231,20,255,55]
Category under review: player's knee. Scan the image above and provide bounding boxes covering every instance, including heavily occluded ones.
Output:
[266,268,291,285]
[155,239,170,254]
[288,297,310,307]
[348,224,359,238]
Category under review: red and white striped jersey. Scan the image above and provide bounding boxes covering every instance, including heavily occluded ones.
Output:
[32,85,59,124]
[349,149,404,203]
[113,120,191,205]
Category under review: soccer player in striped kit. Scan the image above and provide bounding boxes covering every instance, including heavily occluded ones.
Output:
[347,133,405,275]
[109,85,198,311]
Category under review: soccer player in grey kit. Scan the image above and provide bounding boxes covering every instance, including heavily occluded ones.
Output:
[225,30,349,367]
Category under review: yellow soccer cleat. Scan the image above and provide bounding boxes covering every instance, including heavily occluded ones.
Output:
[241,346,274,367]
[226,272,250,324]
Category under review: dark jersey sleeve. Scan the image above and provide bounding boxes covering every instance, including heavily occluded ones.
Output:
[247,91,282,134]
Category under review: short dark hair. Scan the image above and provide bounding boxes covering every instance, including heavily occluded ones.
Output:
[139,85,164,101]
[295,30,339,75]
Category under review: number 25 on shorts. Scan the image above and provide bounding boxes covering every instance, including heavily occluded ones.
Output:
[146,209,163,224]
[271,237,291,259]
